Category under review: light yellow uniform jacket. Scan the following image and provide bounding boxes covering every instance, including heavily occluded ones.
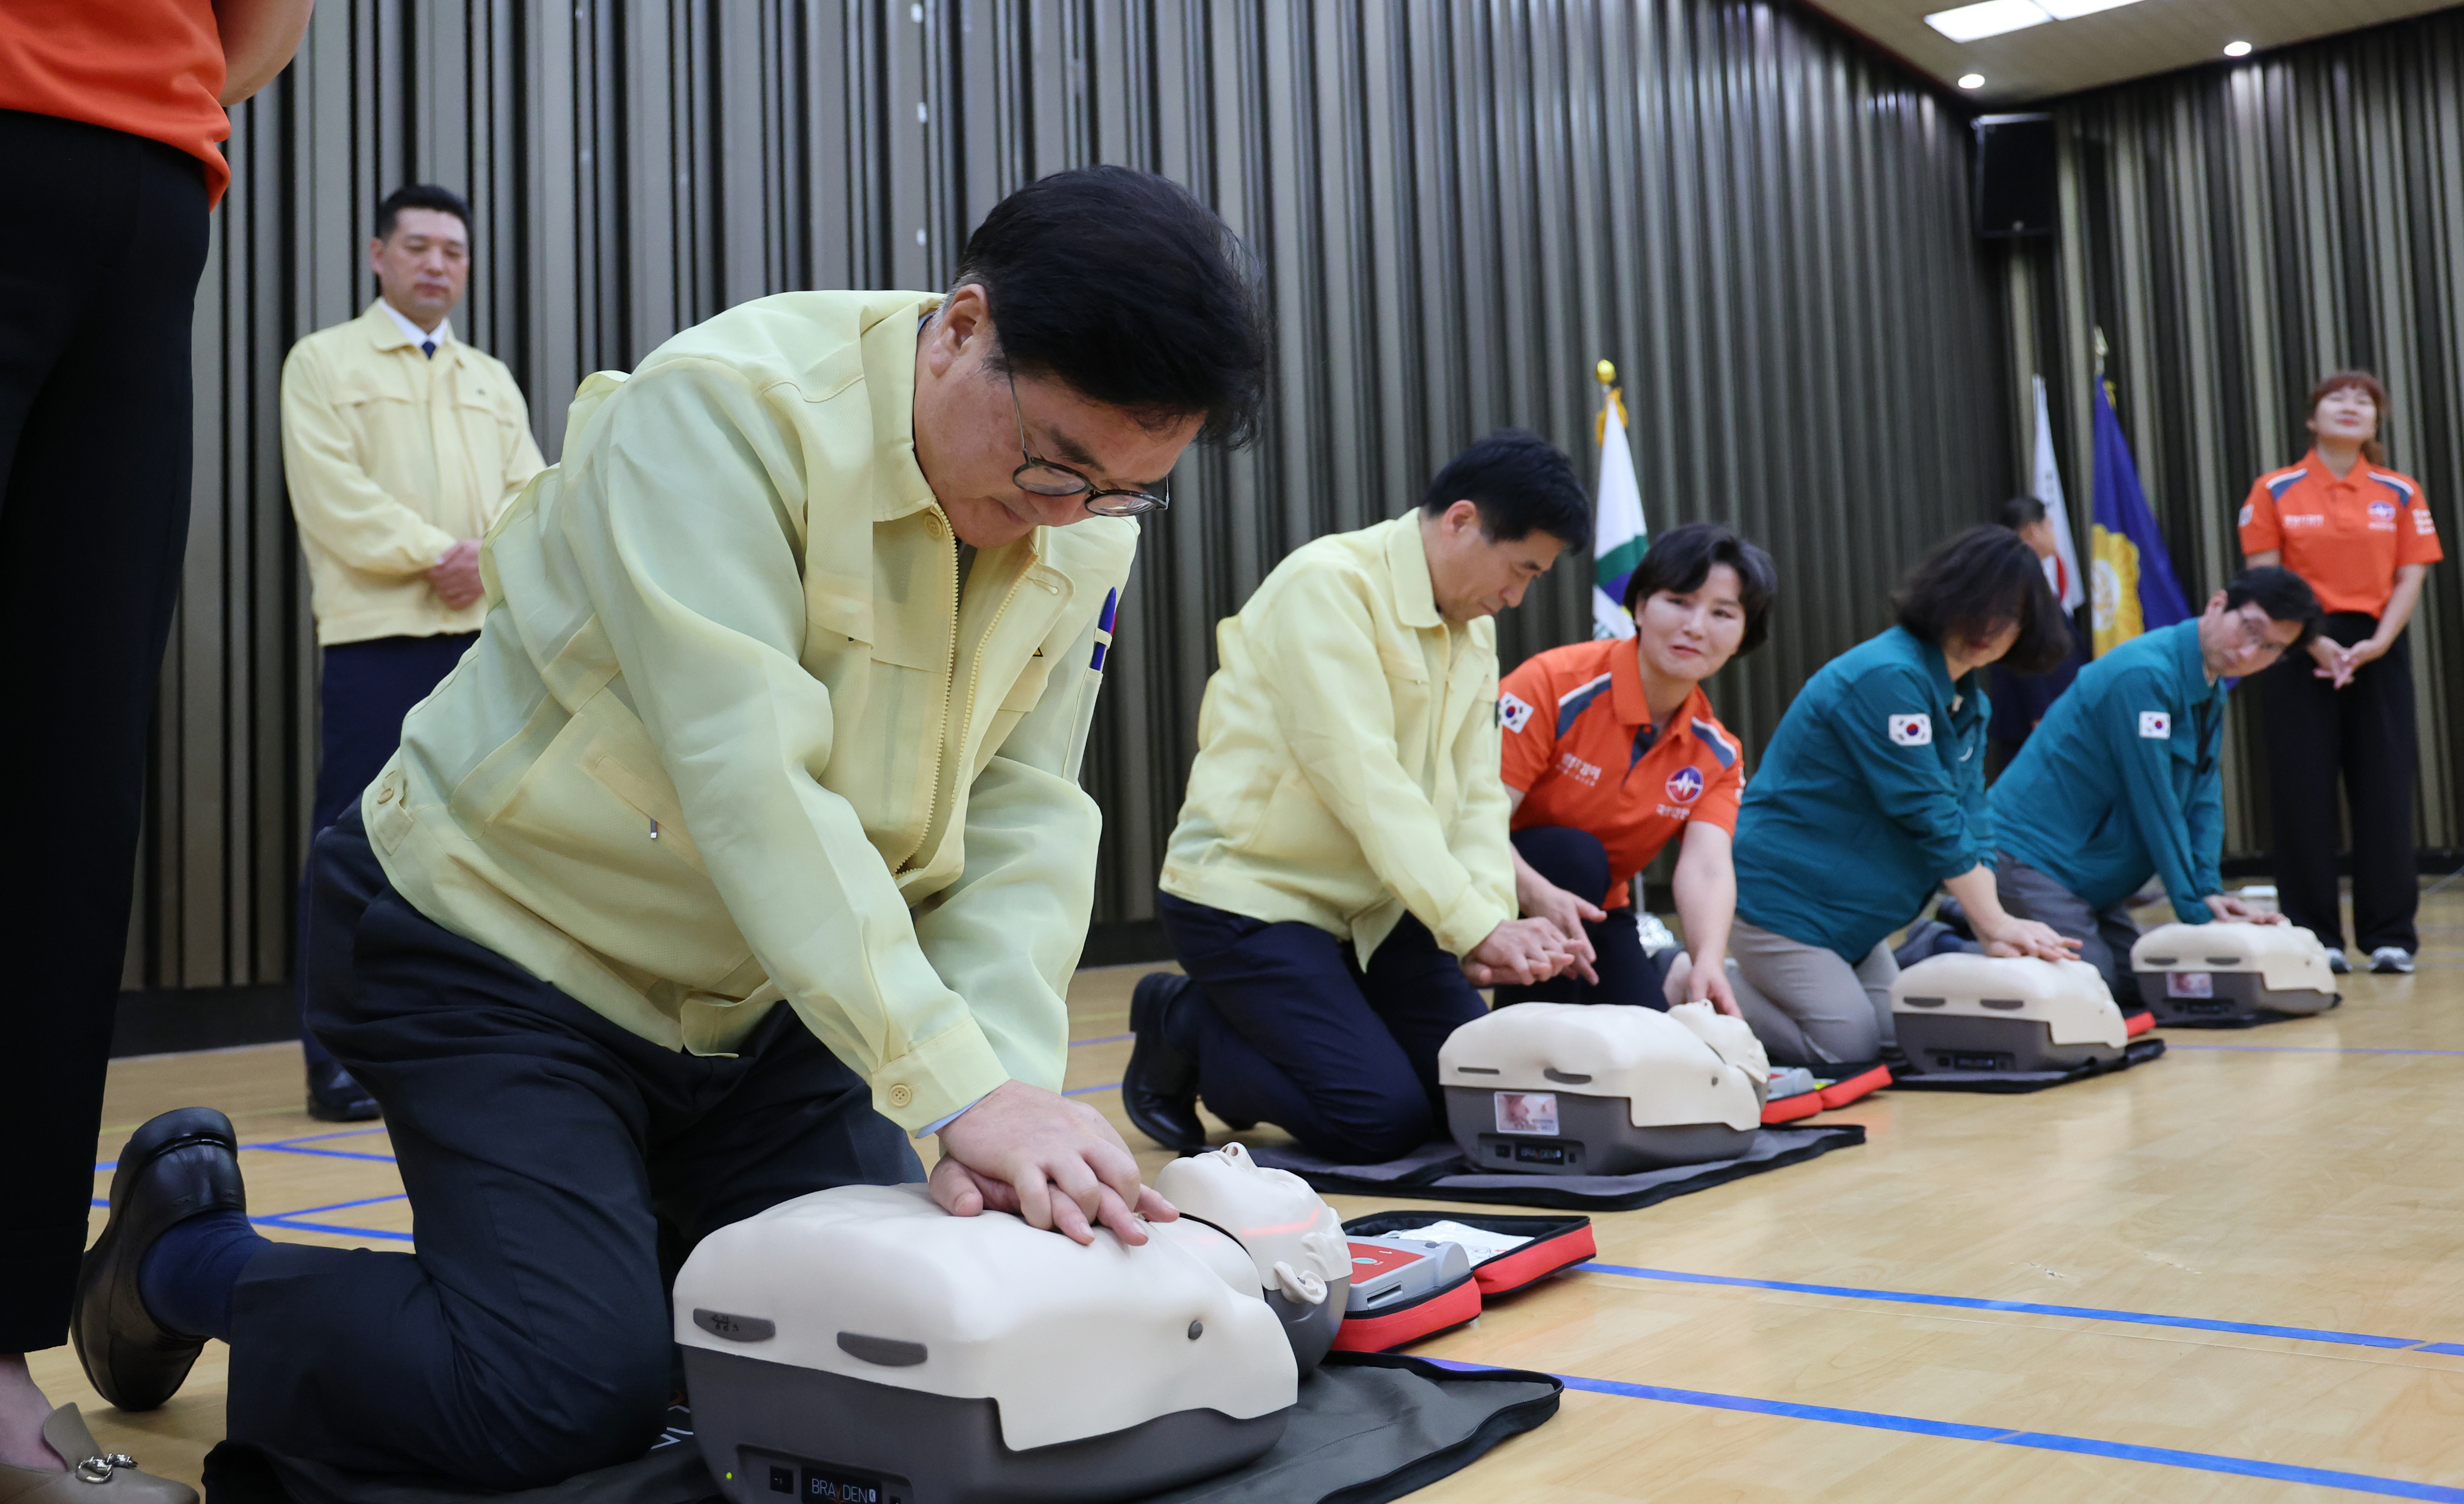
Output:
[363,290,1135,1132]
[281,301,547,644]
[1160,514,1515,961]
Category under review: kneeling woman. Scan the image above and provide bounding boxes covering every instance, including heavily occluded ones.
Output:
[1728,527,2075,1067]
[1497,522,1775,1014]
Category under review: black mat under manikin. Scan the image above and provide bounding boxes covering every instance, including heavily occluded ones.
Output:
[201,1355,1560,1504]
[1888,1035,2166,1093]
[1248,1124,1865,1212]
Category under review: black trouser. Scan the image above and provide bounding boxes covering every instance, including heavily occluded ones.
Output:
[231,809,921,1487]
[1157,892,1487,1164]
[2259,612,2417,953]
[0,111,209,1352]
[1491,826,1671,1008]
[292,632,478,1067]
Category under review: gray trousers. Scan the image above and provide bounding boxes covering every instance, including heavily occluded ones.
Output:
[1994,853,2143,1006]
[1725,918,1899,1066]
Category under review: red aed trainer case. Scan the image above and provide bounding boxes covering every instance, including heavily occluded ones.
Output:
[1340,1213,1596,1297]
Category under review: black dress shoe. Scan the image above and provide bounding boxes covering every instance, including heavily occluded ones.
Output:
[1124,973,1207,1154]
[74,1108,247,1411]
[305,1058,380,1122]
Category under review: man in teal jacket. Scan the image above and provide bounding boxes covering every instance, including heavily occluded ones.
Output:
[1990,567,2320,1002]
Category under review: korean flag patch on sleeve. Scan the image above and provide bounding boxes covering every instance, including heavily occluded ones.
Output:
[1888,713,1932,747]
[2140,710,2171,739]
[1498,691,1536,734]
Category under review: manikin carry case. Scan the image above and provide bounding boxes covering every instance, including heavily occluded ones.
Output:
[1891,953,2127,1076]
[2130,921,2340,1026]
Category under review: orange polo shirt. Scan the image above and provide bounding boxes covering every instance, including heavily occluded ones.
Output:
[0,0,230,206]
[2238,450,2441,616]
[1498,638,1743,910]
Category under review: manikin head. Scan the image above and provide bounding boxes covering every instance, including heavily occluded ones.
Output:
[911,167,1269,549]
[1416,431,1590,623]
[2306,370,2388,465]
[1895,524,2072,679]
[1999,495,2058,561]
[2198,566,2318,681]
[1620,522,1777,691]
[368,185,473,334]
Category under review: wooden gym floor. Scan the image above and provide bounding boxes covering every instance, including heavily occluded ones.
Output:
[39,884,2464,1500]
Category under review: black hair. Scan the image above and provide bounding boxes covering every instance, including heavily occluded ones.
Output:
[954,166,1268,447]
[2223,564,2322,651]
[1418,430,1592,552]
[375,184,473,241]
[1998,495,2048,531]
[1620,522,1779,655]
[1894,524,2071,676]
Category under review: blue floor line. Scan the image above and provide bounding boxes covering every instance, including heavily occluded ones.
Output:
[1064,1080,1121,1097]
[245,1144,399,1163]
[265,1192,408,1218]
[1584,1263,2435,1351]
[1070,1034,1132,1048]
[1429,1362,2464,1501]
[2166,1043,2464,1058]
[251,1217,415,1242]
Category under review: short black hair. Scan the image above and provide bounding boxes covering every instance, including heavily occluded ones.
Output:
[376,184,472,241]
[2224,564,2322,650]
[1998,495,2047,531]
[1621,522,1779,655]
[1895,524,2071,675]
[955,167,1268,447]
[1419,430,1591,552]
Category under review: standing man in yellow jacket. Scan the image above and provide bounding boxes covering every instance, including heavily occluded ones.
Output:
[1126,432,1589,1164]
[279,184,545,1121]
[78,167,1268,1488]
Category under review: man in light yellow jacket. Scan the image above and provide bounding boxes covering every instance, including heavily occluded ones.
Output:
[1127,432,1590,1164]
[278,184,545,1122]
[81,167,1268,1487]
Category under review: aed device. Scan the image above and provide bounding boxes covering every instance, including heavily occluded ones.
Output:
[673,1163,1342,1504]
[1891,953,2125,1074]
[2130,921,2339,1024]
[1327,1235,1478,1352]
[1438,1001,1768,1176]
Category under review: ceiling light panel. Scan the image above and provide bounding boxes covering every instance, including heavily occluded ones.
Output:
[2037,0,2144,19]
[1924,0,2053,42]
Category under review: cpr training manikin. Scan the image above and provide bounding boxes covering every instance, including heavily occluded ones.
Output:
[1890,952,2127,1075]
[2130,921,2341,1024]
[1437,1001,1772,1175]
[672,1144,1350,1504]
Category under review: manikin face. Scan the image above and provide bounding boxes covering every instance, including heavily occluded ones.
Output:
[1419,500,1565,622]
[2198,591,2304,679]
[911,285,1203,549]
[367,209,470,332]
[1633,562,1748,686]
[2308,385,2380,448]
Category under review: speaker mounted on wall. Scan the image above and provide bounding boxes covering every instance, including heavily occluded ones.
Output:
[1973,113,2057,238]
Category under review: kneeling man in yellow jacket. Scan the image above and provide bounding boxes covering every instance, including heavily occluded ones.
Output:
[1126,432,1590,1163]
[78,168,1269,1488]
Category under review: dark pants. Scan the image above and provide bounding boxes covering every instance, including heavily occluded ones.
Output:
[1157,892,1487,1164]
[1491,826,1670,1009]
[1994,853,2143,1007]
[2259,613,2417,953]
[292,632,478,1066]
[232,809,920,1487]
[0,111,209,1352]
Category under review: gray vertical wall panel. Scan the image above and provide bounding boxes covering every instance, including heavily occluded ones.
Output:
[142,0,2008,988]
[2010,8,2464,862]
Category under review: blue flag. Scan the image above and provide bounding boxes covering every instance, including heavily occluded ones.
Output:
[2086,376,2190,654]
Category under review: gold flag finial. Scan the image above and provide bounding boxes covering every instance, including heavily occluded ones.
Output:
[1595,359,1617,386]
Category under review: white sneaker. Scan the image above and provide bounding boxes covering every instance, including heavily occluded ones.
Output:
[2370,947,2416,975]
[2327,951,2351,975]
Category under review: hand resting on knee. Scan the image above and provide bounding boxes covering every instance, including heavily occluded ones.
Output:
[929,1079,1178,1247]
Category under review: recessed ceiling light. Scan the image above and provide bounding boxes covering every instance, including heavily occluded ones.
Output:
[2223,39,2253,56]
[1958,73,1987,88]
[1924,0,2052,42]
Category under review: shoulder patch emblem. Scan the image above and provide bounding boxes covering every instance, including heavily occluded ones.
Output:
[2140,710,2171,739]
[1888,714,1932,747]
[1499,692,1536,734]
[1665,765,1705,804]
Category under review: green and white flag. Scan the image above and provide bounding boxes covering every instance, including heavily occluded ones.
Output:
[1591,366,1649,639]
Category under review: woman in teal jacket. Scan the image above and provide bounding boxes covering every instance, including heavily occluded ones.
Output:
[1728,527,2076,1065]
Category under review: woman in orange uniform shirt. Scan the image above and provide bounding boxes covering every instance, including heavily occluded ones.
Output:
[1495,522,1776,1012]
[2239,371,2443,974]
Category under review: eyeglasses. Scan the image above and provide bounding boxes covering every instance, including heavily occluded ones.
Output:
[1009,372,1171,518]
[2226,606,2294,662]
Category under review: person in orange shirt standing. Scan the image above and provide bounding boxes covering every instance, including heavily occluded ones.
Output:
[0,0,309,1488]
[2239,371,2444,974]
[1496,523,1776,1013]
